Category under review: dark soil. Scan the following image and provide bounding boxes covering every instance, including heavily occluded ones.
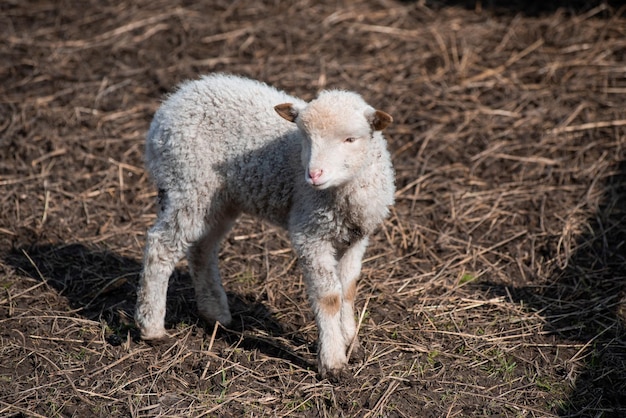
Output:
[1,1,625,417]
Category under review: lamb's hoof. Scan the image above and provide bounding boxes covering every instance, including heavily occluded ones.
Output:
[319,365,352,384]
[140,329,170,342]
[199,309,233,329]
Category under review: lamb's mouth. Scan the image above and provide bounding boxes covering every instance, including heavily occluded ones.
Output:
[309,180,330,190]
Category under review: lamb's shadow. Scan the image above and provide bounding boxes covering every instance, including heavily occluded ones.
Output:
[481,161,626,415]
[5,243,312,370]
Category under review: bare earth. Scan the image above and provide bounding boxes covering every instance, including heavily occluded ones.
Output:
[1,1,625,417]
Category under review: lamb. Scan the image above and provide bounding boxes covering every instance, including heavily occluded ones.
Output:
[134,73,395,380]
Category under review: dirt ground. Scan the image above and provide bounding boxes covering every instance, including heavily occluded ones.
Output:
[1,0,626,417]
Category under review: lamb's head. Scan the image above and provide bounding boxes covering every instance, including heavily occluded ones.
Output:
[275,91,392,190]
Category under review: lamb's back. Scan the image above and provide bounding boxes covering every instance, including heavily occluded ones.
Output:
[146,74,305,225]
[148,74,301,162]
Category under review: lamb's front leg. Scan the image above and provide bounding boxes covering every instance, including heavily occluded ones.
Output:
[338,237,369,362]
[294,239,347,379]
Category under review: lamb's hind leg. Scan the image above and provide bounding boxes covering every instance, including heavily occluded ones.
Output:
[188,211,239,327]
[135,202,203,340]
[338,237,369,362]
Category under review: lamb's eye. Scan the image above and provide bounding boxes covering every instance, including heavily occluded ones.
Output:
[344,137,356,143]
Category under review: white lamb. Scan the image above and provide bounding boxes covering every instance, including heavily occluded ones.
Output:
[135,73,395,380]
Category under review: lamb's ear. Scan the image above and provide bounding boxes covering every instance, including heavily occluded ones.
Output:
[274,103,299,123]
[368,109,393,131]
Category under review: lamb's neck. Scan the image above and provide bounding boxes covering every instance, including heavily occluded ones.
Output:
[331,176,390,236]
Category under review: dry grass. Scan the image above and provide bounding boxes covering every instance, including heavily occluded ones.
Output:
[1,0,625,416]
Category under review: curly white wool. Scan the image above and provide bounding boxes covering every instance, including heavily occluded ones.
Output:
[135,73,395,379]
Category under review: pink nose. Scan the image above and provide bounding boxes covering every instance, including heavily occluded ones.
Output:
[308,168,323,183]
